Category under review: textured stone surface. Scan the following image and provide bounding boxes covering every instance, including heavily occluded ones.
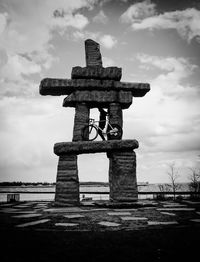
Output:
[72,103,89,141]
[107,212,131,216]
[120,217,148,221]
[40,78,150,97]
[108,103,123,129]
[148,221,178,226]
[55,223,79,227]
[16,219,50,228]
[71,66,122,80]
[12,214,42,218]
[63,90,132,109]
[85,39,102,67]
[55,155,79,206]
[54,139,139,155]
[98,221,121,227]
[108,151,138,202]
[157,208,195,211]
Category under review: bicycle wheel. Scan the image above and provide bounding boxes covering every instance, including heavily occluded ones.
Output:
[107,124,123,140]
[82,124,98,141]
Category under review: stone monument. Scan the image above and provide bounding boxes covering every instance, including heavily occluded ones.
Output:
[39,39,150,206]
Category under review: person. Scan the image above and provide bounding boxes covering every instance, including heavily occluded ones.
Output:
[98,108,108,140]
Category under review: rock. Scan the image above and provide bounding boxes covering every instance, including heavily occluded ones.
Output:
[85,39,102,67]
[39,78,150,97]
[55,155,80,206]
[63,90,132,109]
[71,66,122,81]
[72,103,89,141]
[108,151,138,202]
[54,139,139,155]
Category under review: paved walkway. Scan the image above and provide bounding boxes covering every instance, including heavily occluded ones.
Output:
[0,199,200,231]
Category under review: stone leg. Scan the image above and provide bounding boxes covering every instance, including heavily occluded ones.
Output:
[73,103,89,141]
[108,102,123,127]
[55,154,79,206]
[107,150,138,202]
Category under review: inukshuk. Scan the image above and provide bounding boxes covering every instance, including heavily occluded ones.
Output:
[39,39,150,206]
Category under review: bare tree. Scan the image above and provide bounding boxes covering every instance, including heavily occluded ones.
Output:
[166,162,180,200]
[157,184,171,200]
[188,167,200,199]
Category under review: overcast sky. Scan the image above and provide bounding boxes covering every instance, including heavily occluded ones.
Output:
[0,0,200,184]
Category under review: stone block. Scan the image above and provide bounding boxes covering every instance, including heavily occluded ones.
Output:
[40,78,150,97]
[54,139,139,155]
[85,39,102,67]
[55,155,79,206]
[108,151,138,202]
[73,103,89,141]
[71,66,122,80]
[108,102,123,128]
[63,90,132,109]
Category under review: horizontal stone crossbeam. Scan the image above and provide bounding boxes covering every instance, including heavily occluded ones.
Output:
[71,66,122,80]
[63,90,133,109]
[40,78,150,97]
[54,139,139,155]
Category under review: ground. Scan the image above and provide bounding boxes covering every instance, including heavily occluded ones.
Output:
[0,199,199,261]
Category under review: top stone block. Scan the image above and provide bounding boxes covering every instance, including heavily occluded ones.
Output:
[85,39,102,67]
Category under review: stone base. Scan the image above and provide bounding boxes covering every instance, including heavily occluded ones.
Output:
[108,151,138,202]
[55,155,80,206]
[54,140,139,206]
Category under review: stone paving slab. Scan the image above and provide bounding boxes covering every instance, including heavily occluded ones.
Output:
[78,208,108,212]
[15,205,32,208]
[0,203,15,207]
[15,219,50,228]
[55,223,79,227]
[157,208,195,211]
[8,211,37,214]
[190,219,200,223]
[183,201,200,205]
[148,221,178,226]
[107,212,131,216]
[81,202,95,206]
[12,214,42,218]
[45,207,82,213]
[113,209,138,212]
[64,214,85,219]
[160,212,176,216]
[120,217,148,221]
[98,221,121,227]
[163,204,187,208]
[0,208,20,213]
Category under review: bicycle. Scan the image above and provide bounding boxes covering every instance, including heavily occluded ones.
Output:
[82,117,123,141]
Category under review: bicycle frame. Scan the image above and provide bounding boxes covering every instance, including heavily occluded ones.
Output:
[89,118,115,135]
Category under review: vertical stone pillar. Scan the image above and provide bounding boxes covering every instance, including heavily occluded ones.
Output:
[108,102,123,128]
[55,154,79,206]
[107,150,138,202]
[73,103,89,141]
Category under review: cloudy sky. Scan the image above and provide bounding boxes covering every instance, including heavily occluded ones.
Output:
[0,0,200,184]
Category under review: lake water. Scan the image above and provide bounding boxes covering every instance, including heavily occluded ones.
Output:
[0,183,190,202]
[0,185,110,202]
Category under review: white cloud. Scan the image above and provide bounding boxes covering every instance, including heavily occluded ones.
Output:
[0,12,8,35]
[0,0,97,98]
[136,54,197,97]
[122,54,200,173]
[100,34,117,49]
[72,30,99,41]
[120,0,156,23]
[93,10,108,24]
[120,1,200,43]
[51,11,89,31]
